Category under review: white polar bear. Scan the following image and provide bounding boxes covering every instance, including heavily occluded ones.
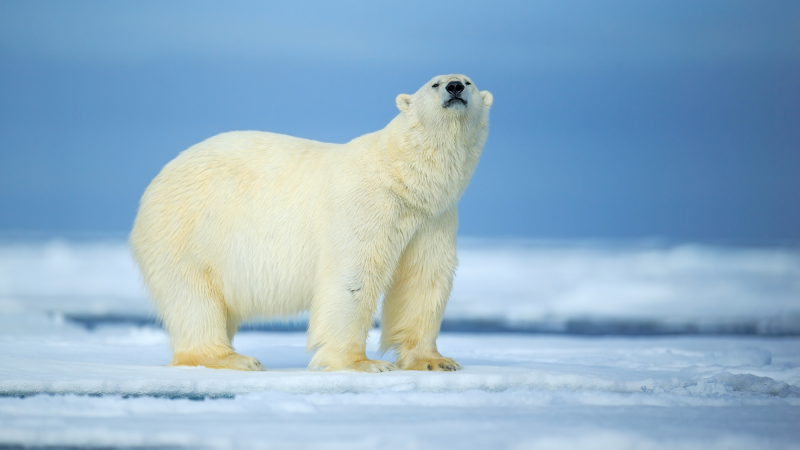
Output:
[130,74,493,372]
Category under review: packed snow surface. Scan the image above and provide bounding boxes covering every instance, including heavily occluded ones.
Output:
[1,239,799,449]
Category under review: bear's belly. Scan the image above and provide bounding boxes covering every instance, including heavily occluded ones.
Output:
[200,208,322,319]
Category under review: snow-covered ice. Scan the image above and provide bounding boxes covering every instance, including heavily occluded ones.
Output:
[1,239,799,449]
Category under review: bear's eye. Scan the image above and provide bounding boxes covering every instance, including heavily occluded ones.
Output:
[465,81,471,85]
[432,83,439,88]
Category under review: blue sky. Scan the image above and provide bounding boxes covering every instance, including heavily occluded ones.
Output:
[1,1,798,242]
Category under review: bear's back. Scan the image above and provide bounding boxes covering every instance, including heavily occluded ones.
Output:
[130,130,357,316]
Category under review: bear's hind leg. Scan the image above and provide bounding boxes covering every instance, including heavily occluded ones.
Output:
[226,313,239,344]
[156,273,265,371]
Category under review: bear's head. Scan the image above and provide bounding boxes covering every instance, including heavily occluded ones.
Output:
[395,75,493,127]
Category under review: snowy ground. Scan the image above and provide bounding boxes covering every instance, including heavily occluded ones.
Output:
[1,239,799,449]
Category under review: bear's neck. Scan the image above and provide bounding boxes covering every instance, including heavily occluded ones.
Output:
[379,113,487,216]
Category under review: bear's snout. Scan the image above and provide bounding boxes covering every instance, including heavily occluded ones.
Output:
[446,81,464,97]
[443,80,467,108]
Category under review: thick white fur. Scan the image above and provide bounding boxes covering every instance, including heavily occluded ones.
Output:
[130,75,492,372]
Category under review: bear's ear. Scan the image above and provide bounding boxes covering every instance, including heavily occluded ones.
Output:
[396,94,412,112]
[481,91,494,108]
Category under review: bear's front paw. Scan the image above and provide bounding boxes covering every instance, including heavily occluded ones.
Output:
[170,353,266,372]
[347,359,396,373]
[320,358,395,372]
[214,353,266,371]
[399,356,462,372]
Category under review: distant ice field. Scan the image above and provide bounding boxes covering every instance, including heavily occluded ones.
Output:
[2,238,799,334]
[1,239,799,449]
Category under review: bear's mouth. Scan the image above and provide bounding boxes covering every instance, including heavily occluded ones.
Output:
[444,97,467,108]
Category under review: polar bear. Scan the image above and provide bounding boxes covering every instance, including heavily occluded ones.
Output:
[130,74,492,372]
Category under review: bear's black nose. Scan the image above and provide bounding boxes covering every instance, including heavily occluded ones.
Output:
[446,81,464,96]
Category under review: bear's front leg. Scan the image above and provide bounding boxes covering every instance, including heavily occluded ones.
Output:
[380,208,462,371]
[306,268,395,372]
